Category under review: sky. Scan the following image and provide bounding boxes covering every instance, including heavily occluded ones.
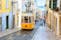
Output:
[35,0,46,11]
[22,0,46,11]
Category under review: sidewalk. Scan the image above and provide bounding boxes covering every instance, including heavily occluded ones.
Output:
[32,25,61,40]
[0,28,21,38]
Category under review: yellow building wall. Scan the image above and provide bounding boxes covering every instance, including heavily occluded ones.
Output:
[0,0,11,13]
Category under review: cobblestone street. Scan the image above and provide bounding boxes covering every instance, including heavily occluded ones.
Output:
[0,20,61,40]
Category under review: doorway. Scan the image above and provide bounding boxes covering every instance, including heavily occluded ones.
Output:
[6,16,9,29]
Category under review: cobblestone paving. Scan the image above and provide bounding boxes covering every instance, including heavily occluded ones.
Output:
[0,20,42,40]
[0,20,61,40]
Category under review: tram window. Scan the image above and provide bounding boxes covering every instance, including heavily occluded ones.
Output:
[32,16,34,22]
[29,17,31,23]
[24,16,28,23]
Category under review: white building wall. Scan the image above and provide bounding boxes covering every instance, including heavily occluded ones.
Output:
[2,14,6,32]
[9,11,13,29]
[17,0,22,28]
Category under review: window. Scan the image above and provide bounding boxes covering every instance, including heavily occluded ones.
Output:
[24,16,28,23]
[29,17,31,23]
[49,0,51,8]
[53,0,57,10]
[60,0,61,10]
[6,16,9,29]
[6,0,8,9]
[0,0,2,9]
[0,4,1,9]
[31,16,34,22]
[49,0,57,10]
[13,15,15,28]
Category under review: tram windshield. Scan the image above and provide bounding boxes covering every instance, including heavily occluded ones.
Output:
[21,16,32,23]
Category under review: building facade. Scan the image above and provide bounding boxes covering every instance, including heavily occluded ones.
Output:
[0,0,18,32]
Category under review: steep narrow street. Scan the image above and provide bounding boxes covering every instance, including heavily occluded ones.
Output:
[0,20,60,40]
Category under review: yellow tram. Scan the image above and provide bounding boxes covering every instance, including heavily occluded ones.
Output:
[21,0,35,29]
[21,13,35,29]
